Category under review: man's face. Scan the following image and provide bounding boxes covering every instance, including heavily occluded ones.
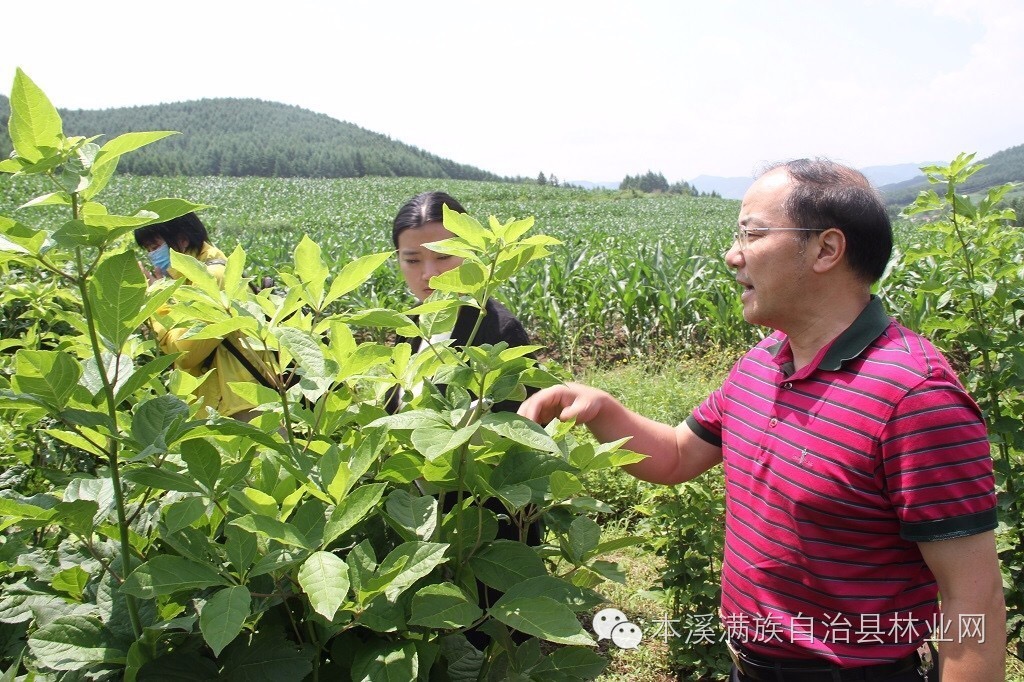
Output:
[725,169,816,331]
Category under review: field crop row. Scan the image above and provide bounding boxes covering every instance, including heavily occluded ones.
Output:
[0,174,920,365]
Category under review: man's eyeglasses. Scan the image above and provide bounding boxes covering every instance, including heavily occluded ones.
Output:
[734,226,821,249]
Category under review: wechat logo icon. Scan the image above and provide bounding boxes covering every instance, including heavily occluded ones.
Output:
[592,607,643,649]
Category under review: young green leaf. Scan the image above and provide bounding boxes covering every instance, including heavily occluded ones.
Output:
[8,69,63,164]
[489,596,595,646]
[199,585,251,656]
[298,551,351,620]
[409,582,482,629]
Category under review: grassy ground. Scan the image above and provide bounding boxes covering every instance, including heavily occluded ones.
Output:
[591,524,676,682]
[565,356,731,681]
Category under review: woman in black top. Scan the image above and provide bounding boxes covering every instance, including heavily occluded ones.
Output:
[389,191,533,413]
[388,191,541,649]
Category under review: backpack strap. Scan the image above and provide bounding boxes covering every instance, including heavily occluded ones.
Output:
[220,339,278,391]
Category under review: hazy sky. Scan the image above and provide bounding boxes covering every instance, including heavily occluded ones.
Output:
[3,0,1021,183]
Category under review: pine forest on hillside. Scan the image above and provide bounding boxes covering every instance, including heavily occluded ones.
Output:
[0,95,507,182]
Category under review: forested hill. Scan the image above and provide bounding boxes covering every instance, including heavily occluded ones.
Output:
[0,95,507,182]
[880,143,1024,205]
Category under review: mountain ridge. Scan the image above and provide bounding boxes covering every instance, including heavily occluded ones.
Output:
[0,94,509,182]
[2,94,1022,196]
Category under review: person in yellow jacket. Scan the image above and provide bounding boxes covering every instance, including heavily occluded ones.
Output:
[135,212,271,420]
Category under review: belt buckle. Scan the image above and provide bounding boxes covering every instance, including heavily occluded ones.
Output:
[915,642,934,677]
[726,639,748,676]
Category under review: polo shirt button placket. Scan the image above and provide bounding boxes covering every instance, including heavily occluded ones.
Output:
[782,381,793,390]
[769,417,778,427]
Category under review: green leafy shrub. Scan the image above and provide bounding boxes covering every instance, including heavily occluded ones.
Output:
[0,69,645,681]
[891,154,1024,664]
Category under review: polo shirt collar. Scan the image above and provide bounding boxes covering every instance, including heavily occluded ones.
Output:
[769,296,890,376]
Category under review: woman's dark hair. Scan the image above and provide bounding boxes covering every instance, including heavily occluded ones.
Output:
[391,192,466,247]
[133,212,210,254]
[760,159,893,283]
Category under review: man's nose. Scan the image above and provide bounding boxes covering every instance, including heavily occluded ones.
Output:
[724,242,743,269]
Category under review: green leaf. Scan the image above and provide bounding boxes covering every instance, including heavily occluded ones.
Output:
[533,646,607,679]
[229,514,314,550]
[497,215,536,243]
[249,548,305,578]
[44,428,107,458]
[274,326,327,377]
[293,235,329,307]
[51,566,90,600]
[568,497,613,514]
[0,215,46,255]
[481,412,561,453]
[0,498,55,531]
[52,218,114,248]
[369,409,449,431]
[121,555,229,598]
[181,439,221,492]
[139,198,210,224]
[11,349,81,409]
[28,615,126,671]
[438,634,485,681]
[493,576,604,613]
[162,497,207,534]
[177,317,256,341]
[568,438,639,472]
[219,629,312,681]
[495,484,534,511]
[298,551,350,620]
[384,489,437,542]
[232,487,279,517]
[489,596,595,646]
[409,582,482,629]
[567,517,601,564]
[549,471,583,501]
[411,424,478,462]
[377,451,422,485]
[200,586,251,656]
[324,250,393,305]
[344,308,421,336]
[122,466,203,494]
[86,132,178,197]
[430,261,487,295]
[441,205,489,248]
[469,540,548,592]
[378,542,450,601]
[351,640,419,682]
[168,251,222,300]
[130,394,190,454]
[591,535,646,558]
[323,482,386,545]
[225,525,259,575]
[112,353,178,404]
[8,69,62,164]
[53,498,99,537]
[88,251,148,351]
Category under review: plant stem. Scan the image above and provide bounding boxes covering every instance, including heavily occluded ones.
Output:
[73,244,143,638]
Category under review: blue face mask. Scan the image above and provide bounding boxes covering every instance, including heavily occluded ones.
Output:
[147,243,172,273]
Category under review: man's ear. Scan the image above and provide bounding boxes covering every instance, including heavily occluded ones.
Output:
[812,228,846,274]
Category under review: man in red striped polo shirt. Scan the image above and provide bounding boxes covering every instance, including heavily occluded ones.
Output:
[519,159,1004,681]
